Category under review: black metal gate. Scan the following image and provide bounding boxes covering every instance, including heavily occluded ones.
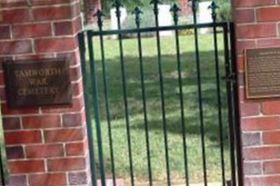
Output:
[78,0,243,185]
[0,146,5,186]
[0,107,7,186]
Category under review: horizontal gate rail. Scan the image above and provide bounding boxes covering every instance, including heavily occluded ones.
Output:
[87,22,229,37]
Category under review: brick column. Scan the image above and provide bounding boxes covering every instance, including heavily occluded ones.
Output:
[232,0,280,185]
[0,0,91,186]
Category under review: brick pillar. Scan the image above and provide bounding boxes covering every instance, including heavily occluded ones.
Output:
[232,0,280,185]
[0,0,91,186]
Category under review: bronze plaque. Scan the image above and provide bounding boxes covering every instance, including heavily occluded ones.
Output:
[245,47,280,99]
[4,59,72,107]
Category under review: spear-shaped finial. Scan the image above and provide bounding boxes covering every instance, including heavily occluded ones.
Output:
[112,0,123,18]
[150,0,162,15]
[112,0,123,8]
[150,0,162,4]
[95,9,105,28]
[189,0,199,12]
[208,1,219,21]
[133,6,143,27]
[170,3,181,25]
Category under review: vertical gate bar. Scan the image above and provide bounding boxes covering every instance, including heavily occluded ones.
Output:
[0,148,5,186]
[97,11,117,186]
[134,7,153,186]
[113,1,135,185]
[87,31,106,186]
[229,22,244,186]
[78,32,98,186]
[0,103,5,186]
[170,4,189,186]
[209,3,226,185]
[190,1,208,185]
[151,0,171,185]
[223,24,236,186]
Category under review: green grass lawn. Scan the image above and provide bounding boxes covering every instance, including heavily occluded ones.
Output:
[86,33,232,184]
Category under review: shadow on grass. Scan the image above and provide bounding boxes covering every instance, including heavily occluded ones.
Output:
[85,51,230,144]
[85,50,233,182]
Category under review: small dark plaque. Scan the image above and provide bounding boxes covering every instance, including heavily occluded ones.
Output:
[4,59,72,107]
[245,47,280,99]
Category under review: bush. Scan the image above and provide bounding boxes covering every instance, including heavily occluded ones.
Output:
[217,2,231,21]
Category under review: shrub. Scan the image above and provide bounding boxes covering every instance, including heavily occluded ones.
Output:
[217,2,231,21]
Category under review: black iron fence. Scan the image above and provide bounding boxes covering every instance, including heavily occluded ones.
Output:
[0,149,5,186]
[0,109,7,186]
[79,0,243,185]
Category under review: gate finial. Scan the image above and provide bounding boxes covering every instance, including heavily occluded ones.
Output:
[170,4,181,25]
[96,9,105,28]
[150,0,162,4]
[189,0,199,12]
[112,0,123,8]
[112,0,123,18]
[150,0,162,15]
[133,7,143,27]
[208,1,219,22]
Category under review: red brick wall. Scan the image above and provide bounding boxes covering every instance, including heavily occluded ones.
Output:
[232,0,280,185]
[0,0,90,185]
